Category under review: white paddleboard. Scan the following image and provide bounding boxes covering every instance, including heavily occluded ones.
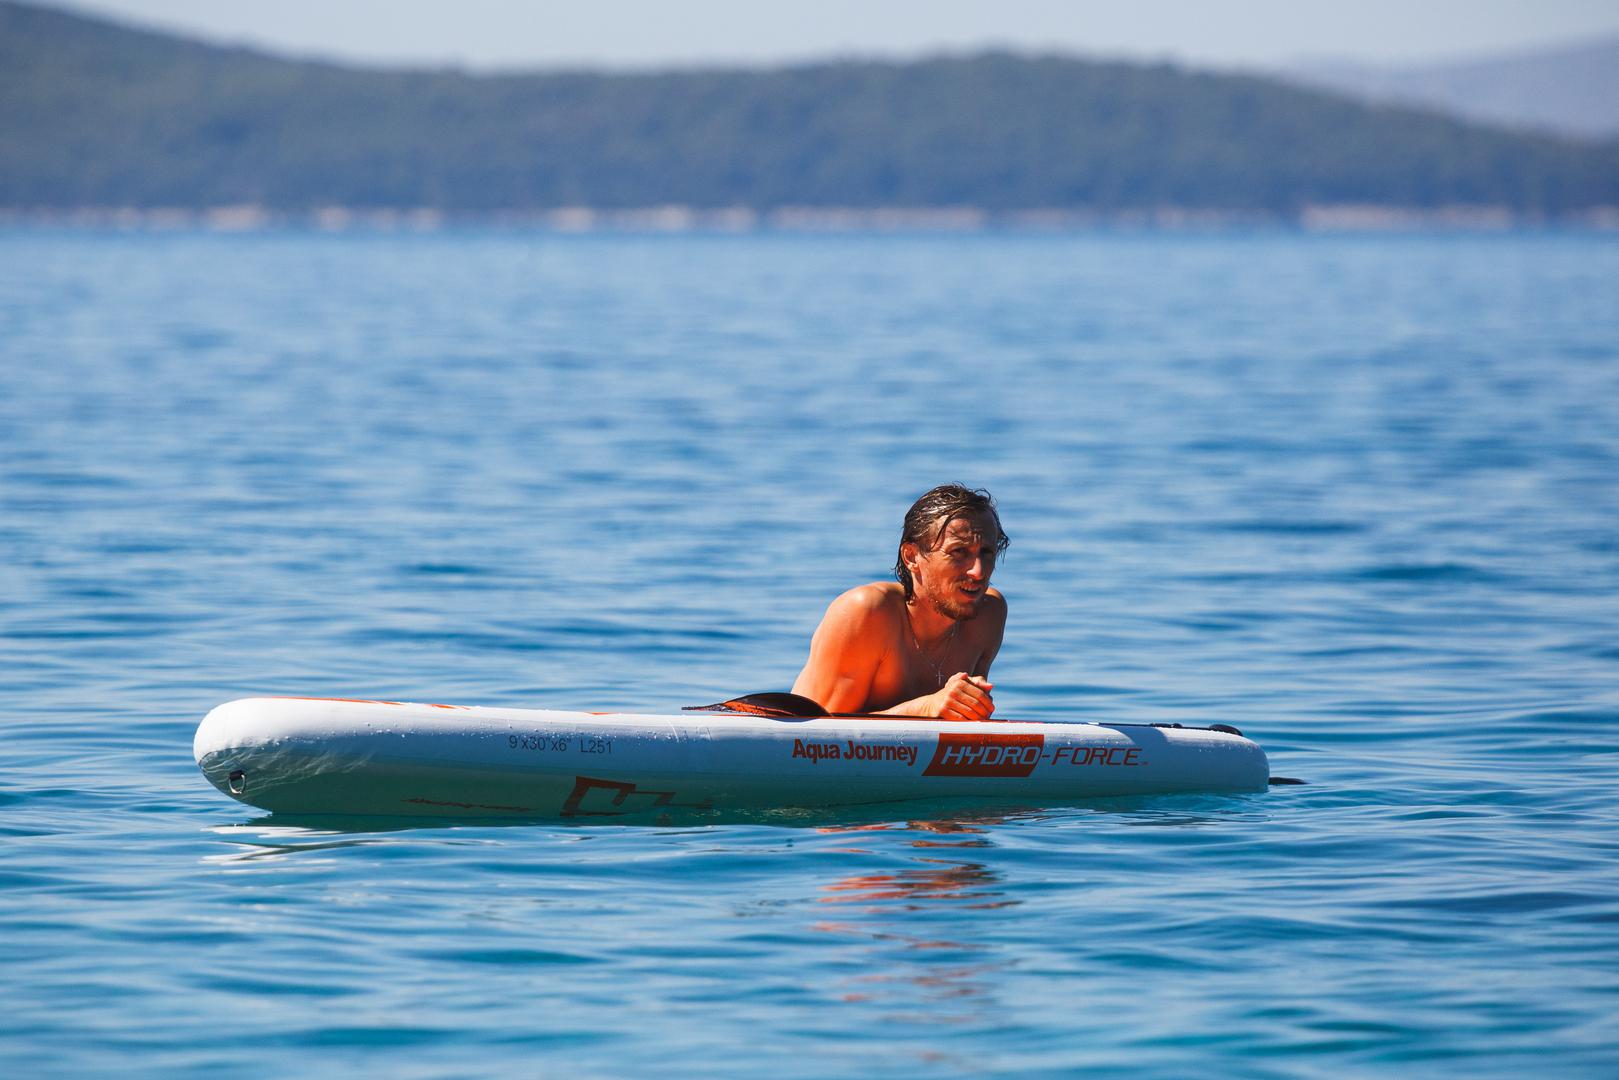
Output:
[195,696,1270,817]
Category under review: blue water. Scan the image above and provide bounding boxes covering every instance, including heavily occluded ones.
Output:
[2,229,1617,1076]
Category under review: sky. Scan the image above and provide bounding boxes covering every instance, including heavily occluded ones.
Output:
[37,0,1619,72]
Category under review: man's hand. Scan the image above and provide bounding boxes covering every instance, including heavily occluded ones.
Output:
[927,673,995,722]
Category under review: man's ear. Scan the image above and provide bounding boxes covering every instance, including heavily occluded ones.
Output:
[900,541,921,574]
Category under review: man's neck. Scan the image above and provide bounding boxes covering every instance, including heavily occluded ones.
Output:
[905,597,960,644]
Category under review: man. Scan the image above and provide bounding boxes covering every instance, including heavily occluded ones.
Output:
[792,484,1008,719]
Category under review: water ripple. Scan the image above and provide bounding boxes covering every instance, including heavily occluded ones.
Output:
[2,230,1617,1077]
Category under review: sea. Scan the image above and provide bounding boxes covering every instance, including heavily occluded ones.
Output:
[2,228,1616,1077]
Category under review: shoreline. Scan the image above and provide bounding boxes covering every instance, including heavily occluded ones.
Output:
[3,203,1617,233]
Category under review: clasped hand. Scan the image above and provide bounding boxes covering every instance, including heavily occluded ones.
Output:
[927,672,994,721]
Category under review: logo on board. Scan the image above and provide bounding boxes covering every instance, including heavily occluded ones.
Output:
[923,732,1044,777]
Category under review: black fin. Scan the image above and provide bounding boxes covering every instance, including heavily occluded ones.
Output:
[683,692,828,719]
[1268,777,1306,785]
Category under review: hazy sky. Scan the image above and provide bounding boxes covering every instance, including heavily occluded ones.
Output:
[40,0,1619,71]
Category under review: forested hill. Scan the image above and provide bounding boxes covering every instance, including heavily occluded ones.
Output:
[3,0,1617,220]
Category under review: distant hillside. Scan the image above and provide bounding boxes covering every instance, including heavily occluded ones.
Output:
[3,1,1617,221]
[1285,34,1619,140]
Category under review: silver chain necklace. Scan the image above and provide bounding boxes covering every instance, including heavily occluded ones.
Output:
[908,608,960,686]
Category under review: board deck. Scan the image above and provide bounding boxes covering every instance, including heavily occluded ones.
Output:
[195,696,1270,817]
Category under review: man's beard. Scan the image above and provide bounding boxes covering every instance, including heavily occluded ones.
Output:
[927,580,982,622]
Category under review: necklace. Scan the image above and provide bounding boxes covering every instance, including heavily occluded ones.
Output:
[907,608,960,687]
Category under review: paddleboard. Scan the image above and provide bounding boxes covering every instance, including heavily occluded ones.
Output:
[194,695,1270,817]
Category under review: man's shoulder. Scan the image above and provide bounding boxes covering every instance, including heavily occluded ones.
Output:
[812,584,905,647]
[980,587,1009,632]
[829,582,907,617]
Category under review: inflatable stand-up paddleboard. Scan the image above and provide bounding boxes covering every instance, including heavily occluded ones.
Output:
[194,694,1270,818]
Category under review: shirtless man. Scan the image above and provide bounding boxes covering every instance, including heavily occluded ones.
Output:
[792,484,1008,720]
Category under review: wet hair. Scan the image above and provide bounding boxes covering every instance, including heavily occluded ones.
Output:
[894,484,1009,601]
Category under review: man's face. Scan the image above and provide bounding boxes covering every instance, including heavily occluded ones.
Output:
[909,513,1000,620]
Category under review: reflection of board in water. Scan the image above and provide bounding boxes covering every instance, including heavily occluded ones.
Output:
[195,695,1271,818]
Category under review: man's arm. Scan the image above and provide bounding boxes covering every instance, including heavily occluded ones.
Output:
[879,673,996,721]
[791,586,888,714]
